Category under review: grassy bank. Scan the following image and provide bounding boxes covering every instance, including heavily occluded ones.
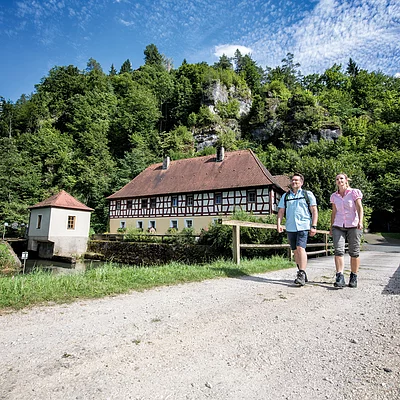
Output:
[0,241,21,275]
[0,256,294,311]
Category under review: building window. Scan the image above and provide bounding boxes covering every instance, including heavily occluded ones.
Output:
[36,215,42,229]
[185,219,193,228]
[67,216,76,230]
[148,221,156,233]
[141,198,148,209]
[127,200,133,209]
[150,197,156,208]
[248,190,256,203]
[137,221,143,230]
[215,192,222,205]
[170,220,178,230]
[120,221,126,229]
[172,196,178,207]
[186,195,193,206]
[116,201,121,210]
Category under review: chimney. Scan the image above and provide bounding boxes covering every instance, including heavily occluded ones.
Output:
[162,156,170,170]
[216,146,225,162]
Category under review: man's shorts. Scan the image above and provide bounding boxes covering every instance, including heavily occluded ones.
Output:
[287,230,309,250]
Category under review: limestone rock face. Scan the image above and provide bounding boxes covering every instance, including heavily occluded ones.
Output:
[194,119,240,152]
[194,80,249,151]
[249,123,342,148]
[204,81,252,117]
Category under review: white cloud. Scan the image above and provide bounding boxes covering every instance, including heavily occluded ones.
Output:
[118,18,134,27]
[394,73,400,78]
[214,44,252,58]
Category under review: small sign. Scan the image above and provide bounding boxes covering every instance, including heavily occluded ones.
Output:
[21,251,28,260]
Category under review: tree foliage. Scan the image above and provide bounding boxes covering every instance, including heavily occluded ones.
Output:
[1,44,399,232]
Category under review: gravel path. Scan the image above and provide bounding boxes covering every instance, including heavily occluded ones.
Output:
[1,250,399,400]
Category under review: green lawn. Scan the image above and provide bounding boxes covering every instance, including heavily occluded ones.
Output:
[0,256,294,311]
[381,232,400,240]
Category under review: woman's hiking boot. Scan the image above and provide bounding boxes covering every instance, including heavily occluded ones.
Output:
[349,272,358,288]
[334,272,346,288]
[294,270,306,286]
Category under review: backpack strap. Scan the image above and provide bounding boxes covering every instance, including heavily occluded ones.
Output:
[284,190,312,217]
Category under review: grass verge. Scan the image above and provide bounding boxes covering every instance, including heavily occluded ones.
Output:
[381,232,400,240]
[0,256,294,311]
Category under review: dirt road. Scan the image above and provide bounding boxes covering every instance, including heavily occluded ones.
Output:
[1,249,399,400]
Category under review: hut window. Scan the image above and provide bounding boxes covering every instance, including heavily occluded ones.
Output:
[36,215,42,229]
[67,216,76,230]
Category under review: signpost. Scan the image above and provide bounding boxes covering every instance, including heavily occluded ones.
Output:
[2,222,8,240]
[21,251,28,274]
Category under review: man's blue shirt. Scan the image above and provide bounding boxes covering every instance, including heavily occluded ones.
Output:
[278,188,317,232]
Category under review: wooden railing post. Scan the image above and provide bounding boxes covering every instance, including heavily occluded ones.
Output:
[221,220,331,264]
[232,225,240,265]
[324,233,328,256]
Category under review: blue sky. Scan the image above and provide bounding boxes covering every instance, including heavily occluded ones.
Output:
[1,0,399,102]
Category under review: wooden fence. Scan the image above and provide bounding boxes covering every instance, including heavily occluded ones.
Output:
[221,220,333,265]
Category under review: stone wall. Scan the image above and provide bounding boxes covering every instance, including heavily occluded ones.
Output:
[86,241,222,266]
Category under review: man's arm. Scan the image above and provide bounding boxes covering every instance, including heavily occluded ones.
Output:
[309,205,318,237]
[277,207,285,233]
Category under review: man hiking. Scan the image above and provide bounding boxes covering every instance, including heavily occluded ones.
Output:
[276,173,318,286]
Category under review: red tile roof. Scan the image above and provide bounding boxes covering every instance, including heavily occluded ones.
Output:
[29,190,94,211]
[108,149,285,200]
[273,175,291,191]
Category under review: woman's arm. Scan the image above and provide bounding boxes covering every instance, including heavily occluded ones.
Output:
[355,198,364,230]
[330,203,337,235]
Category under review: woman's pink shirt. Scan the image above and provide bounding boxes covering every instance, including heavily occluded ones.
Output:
[330,188,363,228]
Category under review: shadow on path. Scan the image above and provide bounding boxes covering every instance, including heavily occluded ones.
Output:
[214,267,339,290]
[382,264,400,295]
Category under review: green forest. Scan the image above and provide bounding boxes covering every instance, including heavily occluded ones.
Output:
[1,44,399,234]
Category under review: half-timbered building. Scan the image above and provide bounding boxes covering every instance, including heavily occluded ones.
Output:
[107,149,288,234]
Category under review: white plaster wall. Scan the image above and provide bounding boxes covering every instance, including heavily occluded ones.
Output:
[48,208,91,237]
[28,208,51,239]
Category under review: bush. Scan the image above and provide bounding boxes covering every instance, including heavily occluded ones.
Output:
[0,242,20,275]
[198,210,287,258]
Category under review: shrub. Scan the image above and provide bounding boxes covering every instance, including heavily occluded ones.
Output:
[0,242,20,275]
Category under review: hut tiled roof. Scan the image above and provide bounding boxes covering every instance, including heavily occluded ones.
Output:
[29,190,94,211]
[107,149,285,200]
[273,175,291,191]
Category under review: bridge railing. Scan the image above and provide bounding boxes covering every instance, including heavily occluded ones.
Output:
[221,219,333,265]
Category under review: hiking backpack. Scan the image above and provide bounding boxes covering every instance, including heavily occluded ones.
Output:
[283,190,313,217]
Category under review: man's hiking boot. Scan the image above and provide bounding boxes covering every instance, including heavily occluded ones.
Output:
[334,272,346,288]
[294,270,306,286]
[349,272,358,288]
[297,265,308,282]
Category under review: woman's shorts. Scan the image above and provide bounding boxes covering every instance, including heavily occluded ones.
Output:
[332,226,362,257]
